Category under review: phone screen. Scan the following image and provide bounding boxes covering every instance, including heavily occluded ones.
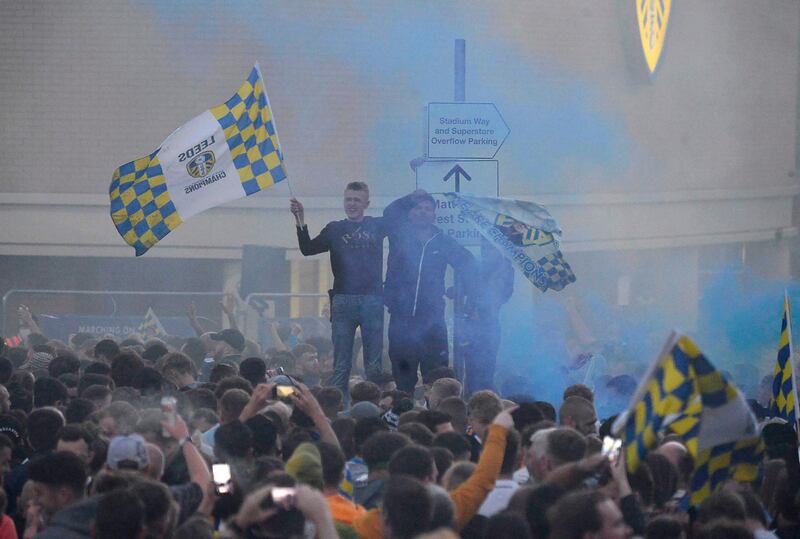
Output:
[270,487,295,508]
[213,463,231,494]
[601,436,622,464]
[276,385,295,398]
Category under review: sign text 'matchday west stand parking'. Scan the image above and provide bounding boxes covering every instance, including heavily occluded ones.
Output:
[415,160,498,245]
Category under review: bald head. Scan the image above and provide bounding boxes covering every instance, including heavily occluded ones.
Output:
[558,396,597,436]
[657,440,688,469]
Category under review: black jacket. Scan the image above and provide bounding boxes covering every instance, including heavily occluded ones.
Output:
[383,195,474,318]
[296,216,388,296]
[35,497,98,539]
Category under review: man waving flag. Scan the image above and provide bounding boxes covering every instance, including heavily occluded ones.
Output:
[109,63,287,255]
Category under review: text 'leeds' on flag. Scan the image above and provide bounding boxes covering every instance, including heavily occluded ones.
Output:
[109,63,287,256]
[445,193,576,292]
[612,332,762,505]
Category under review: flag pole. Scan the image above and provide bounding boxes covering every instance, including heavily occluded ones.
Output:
[611,330,681,436]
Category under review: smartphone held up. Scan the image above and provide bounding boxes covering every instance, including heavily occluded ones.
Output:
[213,463,232,495]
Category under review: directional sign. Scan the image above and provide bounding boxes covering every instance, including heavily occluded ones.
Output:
[427,102,510,159]
[443,164,471,192]
[416,160,498,196]
[416,160,498,245]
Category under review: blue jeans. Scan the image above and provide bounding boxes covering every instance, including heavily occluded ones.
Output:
[329,294,384,404]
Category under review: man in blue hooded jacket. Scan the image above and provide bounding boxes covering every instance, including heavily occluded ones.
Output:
[383,191,475,395]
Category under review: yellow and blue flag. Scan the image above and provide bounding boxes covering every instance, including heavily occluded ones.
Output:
[689,436,762,505]
[109,64,287,255]
[138,307,166,338]
[769,293,797,426]
[445,193,576,292]
[613,333,762,505]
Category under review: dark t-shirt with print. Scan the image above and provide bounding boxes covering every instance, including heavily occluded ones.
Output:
[296,217,387,296]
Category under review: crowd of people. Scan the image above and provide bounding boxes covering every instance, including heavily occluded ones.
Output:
[0,183,795,538]
[0,316,796,539]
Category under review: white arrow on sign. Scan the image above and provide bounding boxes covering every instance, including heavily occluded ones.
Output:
[415,160,498,245]
[427,102,510,159]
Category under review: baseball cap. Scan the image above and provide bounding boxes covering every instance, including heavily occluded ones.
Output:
[107,434,150,470]
[285,442,323,490]
[346,401,382,420]
[210,329,245,352]
[0,415,23,447]
[21,352,53,372]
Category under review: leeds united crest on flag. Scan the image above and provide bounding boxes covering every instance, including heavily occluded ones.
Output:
[637,0,671,74]
[187,151,216,178]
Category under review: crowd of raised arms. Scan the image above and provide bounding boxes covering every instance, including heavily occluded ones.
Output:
[0,304,796,539]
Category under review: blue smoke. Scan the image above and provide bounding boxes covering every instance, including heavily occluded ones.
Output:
[695,264,796,395]
[144,1,629,193]
[495,261,796,413]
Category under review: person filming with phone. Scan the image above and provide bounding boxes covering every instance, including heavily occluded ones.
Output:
[225,483,338,539]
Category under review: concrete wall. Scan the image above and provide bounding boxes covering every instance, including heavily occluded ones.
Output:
[0,1,796,260]
[1,1,798,390]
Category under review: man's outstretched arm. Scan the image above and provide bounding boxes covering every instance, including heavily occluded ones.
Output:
[382,189,428,228]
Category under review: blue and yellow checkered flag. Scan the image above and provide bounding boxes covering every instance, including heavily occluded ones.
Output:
[445,193,576,292]
[689,436,762,505]
[138,307,166,338]
[109,63,287,256]
[613,332,762,505]
[769,293,797,426]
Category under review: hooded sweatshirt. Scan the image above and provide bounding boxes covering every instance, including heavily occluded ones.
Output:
[34,497,98,539]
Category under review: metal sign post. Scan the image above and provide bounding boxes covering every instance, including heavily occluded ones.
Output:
[413,39,510,392]
[451,40,468,386]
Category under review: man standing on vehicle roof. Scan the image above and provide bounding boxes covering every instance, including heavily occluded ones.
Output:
[383,190,476,395]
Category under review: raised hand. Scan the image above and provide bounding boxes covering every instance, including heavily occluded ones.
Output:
[161,413,190,440]
[290,382,324,420]
[17,305,34,327]
[492,406,517,429]
[221,293,237,316]
[290,198,305,227]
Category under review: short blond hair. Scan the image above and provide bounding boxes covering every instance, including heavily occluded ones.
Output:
[345,181,369,193]
[432,378,462,399]
[467,390,503,424]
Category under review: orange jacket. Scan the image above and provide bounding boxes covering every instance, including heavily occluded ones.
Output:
[353,423,509,538]
[326,493,367,525]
